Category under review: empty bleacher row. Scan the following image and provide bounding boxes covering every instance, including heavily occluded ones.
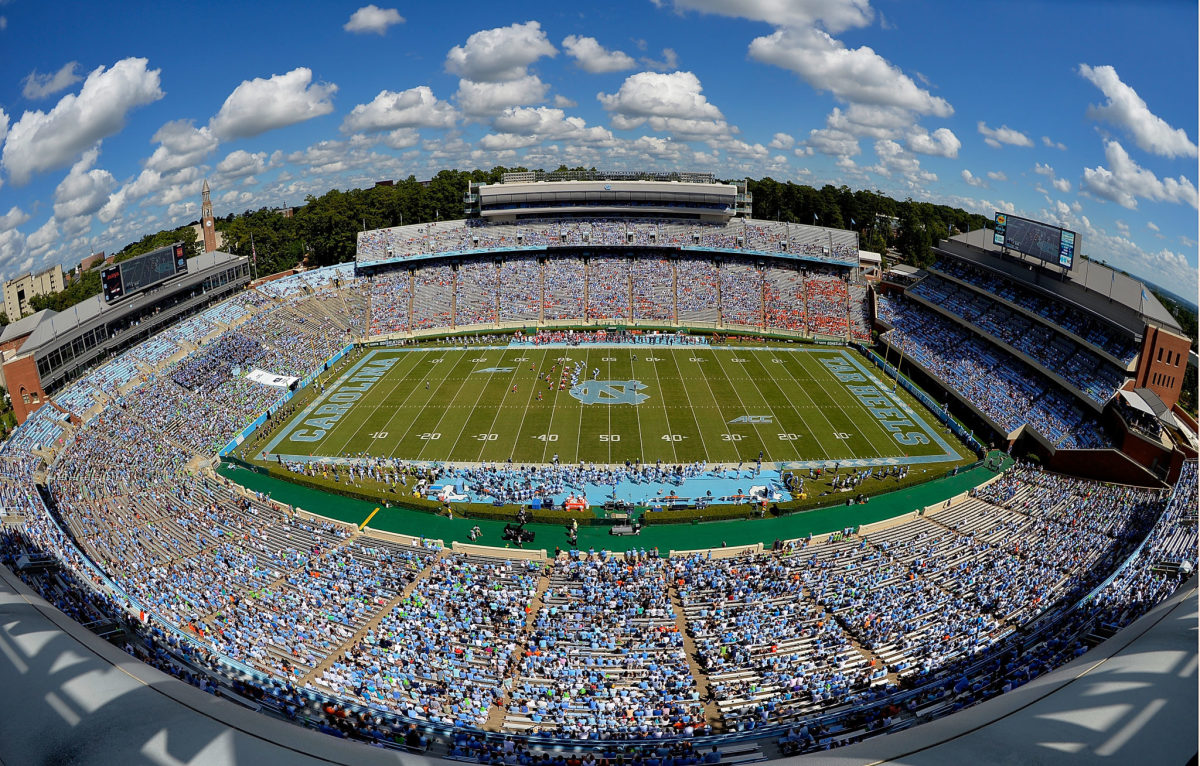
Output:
[877,294,1109,449]
[365,254,866,338]
[356,218,860,268]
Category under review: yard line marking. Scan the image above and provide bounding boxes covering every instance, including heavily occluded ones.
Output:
[763,349,845,462]
[323,348,427,457]
[710,348,803,462]
[386,350,473,459]
[666,348,721,461]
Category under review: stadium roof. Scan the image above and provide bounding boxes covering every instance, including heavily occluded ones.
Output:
[15,251,243,356]
[500,170,717,184]
[0,309,55,345]
[943,230,1181,335]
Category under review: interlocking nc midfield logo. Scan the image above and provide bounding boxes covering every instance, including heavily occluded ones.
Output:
[569,380,650,405]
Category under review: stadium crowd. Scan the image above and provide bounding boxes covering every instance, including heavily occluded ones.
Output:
[877,294,1108,449]
[0,258,1192,759]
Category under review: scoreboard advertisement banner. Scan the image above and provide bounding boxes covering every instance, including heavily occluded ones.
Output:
[102,243,189,304]
[994,212,1076,269]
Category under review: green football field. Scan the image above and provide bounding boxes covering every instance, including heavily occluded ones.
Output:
[256,345,966,467]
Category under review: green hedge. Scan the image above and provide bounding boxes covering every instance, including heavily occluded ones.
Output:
[640,504,755,525]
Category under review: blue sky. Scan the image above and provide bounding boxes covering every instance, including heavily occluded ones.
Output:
[0,0,1196,296]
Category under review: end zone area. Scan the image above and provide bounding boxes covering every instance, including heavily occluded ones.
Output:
[256,344,969,468]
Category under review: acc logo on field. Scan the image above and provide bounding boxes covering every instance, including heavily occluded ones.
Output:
[569,380,649,405]
[729,415,773,424]
[474,367,516,373]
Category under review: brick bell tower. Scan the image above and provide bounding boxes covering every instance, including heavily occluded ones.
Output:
[201,179,217,252]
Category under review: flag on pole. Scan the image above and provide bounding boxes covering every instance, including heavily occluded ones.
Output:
[813,212,818,223]
[850,217,856,226]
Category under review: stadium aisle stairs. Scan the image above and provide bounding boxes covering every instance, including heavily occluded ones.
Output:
[489,564,553,731]
[668,583,724,732]
[300,547,445,687]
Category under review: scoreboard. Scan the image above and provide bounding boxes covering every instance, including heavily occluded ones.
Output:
[102,243,189,303]
[993,213,1077,269]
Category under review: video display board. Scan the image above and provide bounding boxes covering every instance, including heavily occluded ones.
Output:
[993,213,1076,269]
[101,243,189,303]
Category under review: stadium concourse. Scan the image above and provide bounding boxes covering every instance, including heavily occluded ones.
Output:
[0,222,1195,764]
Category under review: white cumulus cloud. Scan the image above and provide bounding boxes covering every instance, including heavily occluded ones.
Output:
[598,71,730,138]
[749,28,952,117]
[343,5,404,35]
[978,121,1032,148]
[961,169,986,188]
[21,61,83,99]
[145,120,218,173]
[209,67,336,140]
[562,35,635,73]
[446,21,556,83]
[456,75,549,117]
[342,86,457,132]
[1079,63,1196,159]
[908,126,960,158]
[1,57,164,185]
[768,132,795,150]
[52,149,115,222]
[1080,139,1198,209]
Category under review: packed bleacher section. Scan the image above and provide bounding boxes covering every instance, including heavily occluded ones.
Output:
[632,257,675,323]
[804,272,850,338]
[931,257,1140,364]
[412,263,454,330]
[455,258,498,327]
[587,256,631,321]
[910,274,1125,405]
[355,251,864,337]
[369,270,411,335]
[542,257,586,321]
[764,264,806,332]
[1,257,1192,757]
[676,257,720,325]
[877,294,1109,449]
[497,257,542,323]
[719,259,763,327]
[357,219,860,268]
[0,316,1193,753]
[505,551,706,738]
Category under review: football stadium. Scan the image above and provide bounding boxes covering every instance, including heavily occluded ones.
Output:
[0,167,1194,765]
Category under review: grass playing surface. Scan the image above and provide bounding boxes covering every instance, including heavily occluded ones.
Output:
[259,345,965,467]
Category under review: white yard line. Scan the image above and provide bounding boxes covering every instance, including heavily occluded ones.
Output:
[710,348,803,462]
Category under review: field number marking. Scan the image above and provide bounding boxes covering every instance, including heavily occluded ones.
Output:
[643,356,661,362]
[777,433,803,441]
[599,434,620,442]
[513,357,530,361]
[689,357,706,362]
[419,432,441,440]
[534,434,559,442]
[601,357,617,362]
[661,434,684,441]
[731,358,748,363]
[475,433,498,441]
[471,357,488,362]
[429,358,443,364]
[369,431,389,439]
[721,433,743,441]
[771,358,784,363]
[833,432,852,439]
